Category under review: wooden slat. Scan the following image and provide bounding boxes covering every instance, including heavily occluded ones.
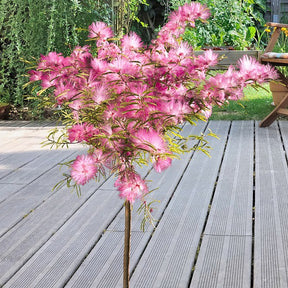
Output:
[254,122,288,288]
[265,27,282,53]
[0,183,23,203]
[261,58,288,66]
[277,108,288,115]
[1,149,77,184]
[0,121,56,128]
[190,121,254,288]
[192,235,251,288]
[194,51,260,68]
[0,121,30,127]
[266,22,288,28]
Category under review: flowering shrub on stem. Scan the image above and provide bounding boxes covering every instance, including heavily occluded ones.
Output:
[29,3,277,204]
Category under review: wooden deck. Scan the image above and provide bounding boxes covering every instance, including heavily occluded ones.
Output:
[1,120,288,288]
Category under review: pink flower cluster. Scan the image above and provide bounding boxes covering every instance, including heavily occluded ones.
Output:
[29,3,277,203]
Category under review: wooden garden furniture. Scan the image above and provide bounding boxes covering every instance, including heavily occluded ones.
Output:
[259,22,288,127]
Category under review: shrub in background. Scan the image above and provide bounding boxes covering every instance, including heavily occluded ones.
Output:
[170,0,266,50]
[0,0,111,114]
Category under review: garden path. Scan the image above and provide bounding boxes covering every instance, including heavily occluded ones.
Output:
[0,120,288,288]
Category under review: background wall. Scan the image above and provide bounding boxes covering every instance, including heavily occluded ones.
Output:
[266,0,288,23]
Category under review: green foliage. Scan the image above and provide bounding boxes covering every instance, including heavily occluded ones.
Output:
[128,0,148,28]
[170,0,266,50]
[130,0,170,43]
[0,0,111,108]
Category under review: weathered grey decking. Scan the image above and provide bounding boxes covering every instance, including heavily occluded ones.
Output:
[1,120,288,288]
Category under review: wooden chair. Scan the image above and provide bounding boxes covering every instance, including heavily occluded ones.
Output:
[259,22,288,127]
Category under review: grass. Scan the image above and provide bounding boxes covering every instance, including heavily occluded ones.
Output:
[210,83,275,120]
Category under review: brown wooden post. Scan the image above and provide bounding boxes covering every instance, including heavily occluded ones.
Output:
[271,0,281,22]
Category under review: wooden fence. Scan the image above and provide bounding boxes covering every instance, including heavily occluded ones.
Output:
[193,50,260,69]
[266,0,288,23]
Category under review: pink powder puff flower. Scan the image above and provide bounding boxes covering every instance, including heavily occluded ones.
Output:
[115,172,148,203]
[153,156,172,173]
[29,70,43,82]
[164,3,210,36]
[37,52,67,69]
[93,149,106,164]
[202,106,213,119]
[180,3,210,22]
[109,57,140,78]
[237,56,278,82]
[28,2,278,204]
[173,42,192,59]
[92,149,108,174]
[169,63,187,79]
[102,103,122,121]
[68,100,83,120]
[90,58,108,76]
[159,100,191,122]
[121,32,143,52]
[68,123,98,143]
[38,74,56,89]
[97,42,121,60]
[207,68,238,91]
[83,124,99,142]
[98,124,118,150]
[133,129,168,153]
[167,10,183,27]
[71,154,98,185]
[157,24,184,45]
[126,82,150,100]
[68,124,86,143]
[91,83,109,105]
[70,46,92,66]
[54,83,79,104]
[238,56,259,72]
[227,88,244,101]
[196,49,218,68]
[237,56,261,80]
[88,22,113,41]
[156,2,210,44]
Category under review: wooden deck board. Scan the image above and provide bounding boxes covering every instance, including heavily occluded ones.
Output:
[254,122,288,288]
[1,120,288,287]
[190,121,254,288]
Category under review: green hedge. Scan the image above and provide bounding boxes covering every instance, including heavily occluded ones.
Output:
[0,0,111,107]
[170,0,266,50]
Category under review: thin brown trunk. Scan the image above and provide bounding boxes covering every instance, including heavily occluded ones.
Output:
[123,200,131,288]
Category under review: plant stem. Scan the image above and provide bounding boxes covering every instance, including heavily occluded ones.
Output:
[123,200,131,288]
